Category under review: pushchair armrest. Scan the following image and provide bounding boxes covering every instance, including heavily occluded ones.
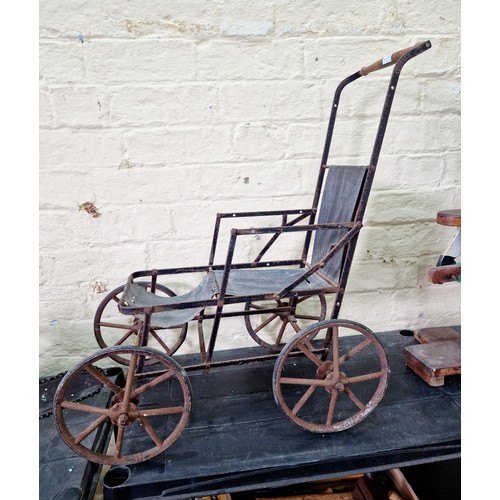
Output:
[209,209,314,266]
[218,222,362,299]
[217,208,313,219]
[232,221,357,237]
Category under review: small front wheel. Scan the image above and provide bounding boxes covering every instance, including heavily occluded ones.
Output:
[273,319,389,433]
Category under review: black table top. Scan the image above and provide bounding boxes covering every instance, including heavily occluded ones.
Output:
[40,327,461,500]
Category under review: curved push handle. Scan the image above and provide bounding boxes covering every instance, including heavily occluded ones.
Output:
[360,41,431,76]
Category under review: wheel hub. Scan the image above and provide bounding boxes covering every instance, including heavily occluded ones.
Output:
[110,389,140,426]
[316,362,347,394]
[316,361,335,380]
[109,401,139,426]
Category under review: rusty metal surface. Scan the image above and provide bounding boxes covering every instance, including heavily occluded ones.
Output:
[54,347,192,466]
[94,282,188,364]
[273,320,389,433]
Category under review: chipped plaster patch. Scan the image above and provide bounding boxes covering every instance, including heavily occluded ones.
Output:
[118,159,143,170]
[221,21,274,37]
[125,18,211,36]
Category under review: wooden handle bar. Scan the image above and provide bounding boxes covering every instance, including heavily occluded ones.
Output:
[428,264,461,284]
[360,42,421,76]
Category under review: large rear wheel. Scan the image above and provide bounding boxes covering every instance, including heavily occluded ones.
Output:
[244,295,326,352]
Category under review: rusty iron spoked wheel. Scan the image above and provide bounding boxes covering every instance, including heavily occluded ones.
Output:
[272,319,389,433]
[94,283,188,365]
[53,346,192,466]
[244,295,327,352]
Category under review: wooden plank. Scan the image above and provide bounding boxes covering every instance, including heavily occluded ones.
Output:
[414,327,460,345]
[386,468,419,500]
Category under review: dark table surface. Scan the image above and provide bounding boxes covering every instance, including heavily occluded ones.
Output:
[40,327,461,500]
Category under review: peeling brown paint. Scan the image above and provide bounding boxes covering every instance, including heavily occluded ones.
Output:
[124,18,209,36]
[79,202,100,218]
[118,159,142,169]
[91,281,108,293]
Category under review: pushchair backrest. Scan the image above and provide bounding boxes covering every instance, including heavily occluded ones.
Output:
[311,165,367,282]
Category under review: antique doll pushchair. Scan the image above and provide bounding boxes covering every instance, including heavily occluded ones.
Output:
[53,41,432,466]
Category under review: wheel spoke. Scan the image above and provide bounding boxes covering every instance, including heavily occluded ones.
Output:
[61,400,110,415]
[122,354,140,405]
[302,337,318,352]
[138,415,163,447]
[139,405,185,417]
[149,329,171,353]
[114,330,137,346]
[134,370,176,396]
[326,390,339,427]
[339,338,372,364]
[280,377,331,387]
[344,386,366,411]
[74,414,109,445]
[253,313,280,334]
[288,317,302,334]
[296,340,323,368]
[274,319,288,347]
[345,371,384,384]
[84,365,123,394]
[331,325,340,379]
[292,385,317,416]
[114,425,125,458]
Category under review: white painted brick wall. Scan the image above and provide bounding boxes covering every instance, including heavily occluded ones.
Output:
[39,0,461,375]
